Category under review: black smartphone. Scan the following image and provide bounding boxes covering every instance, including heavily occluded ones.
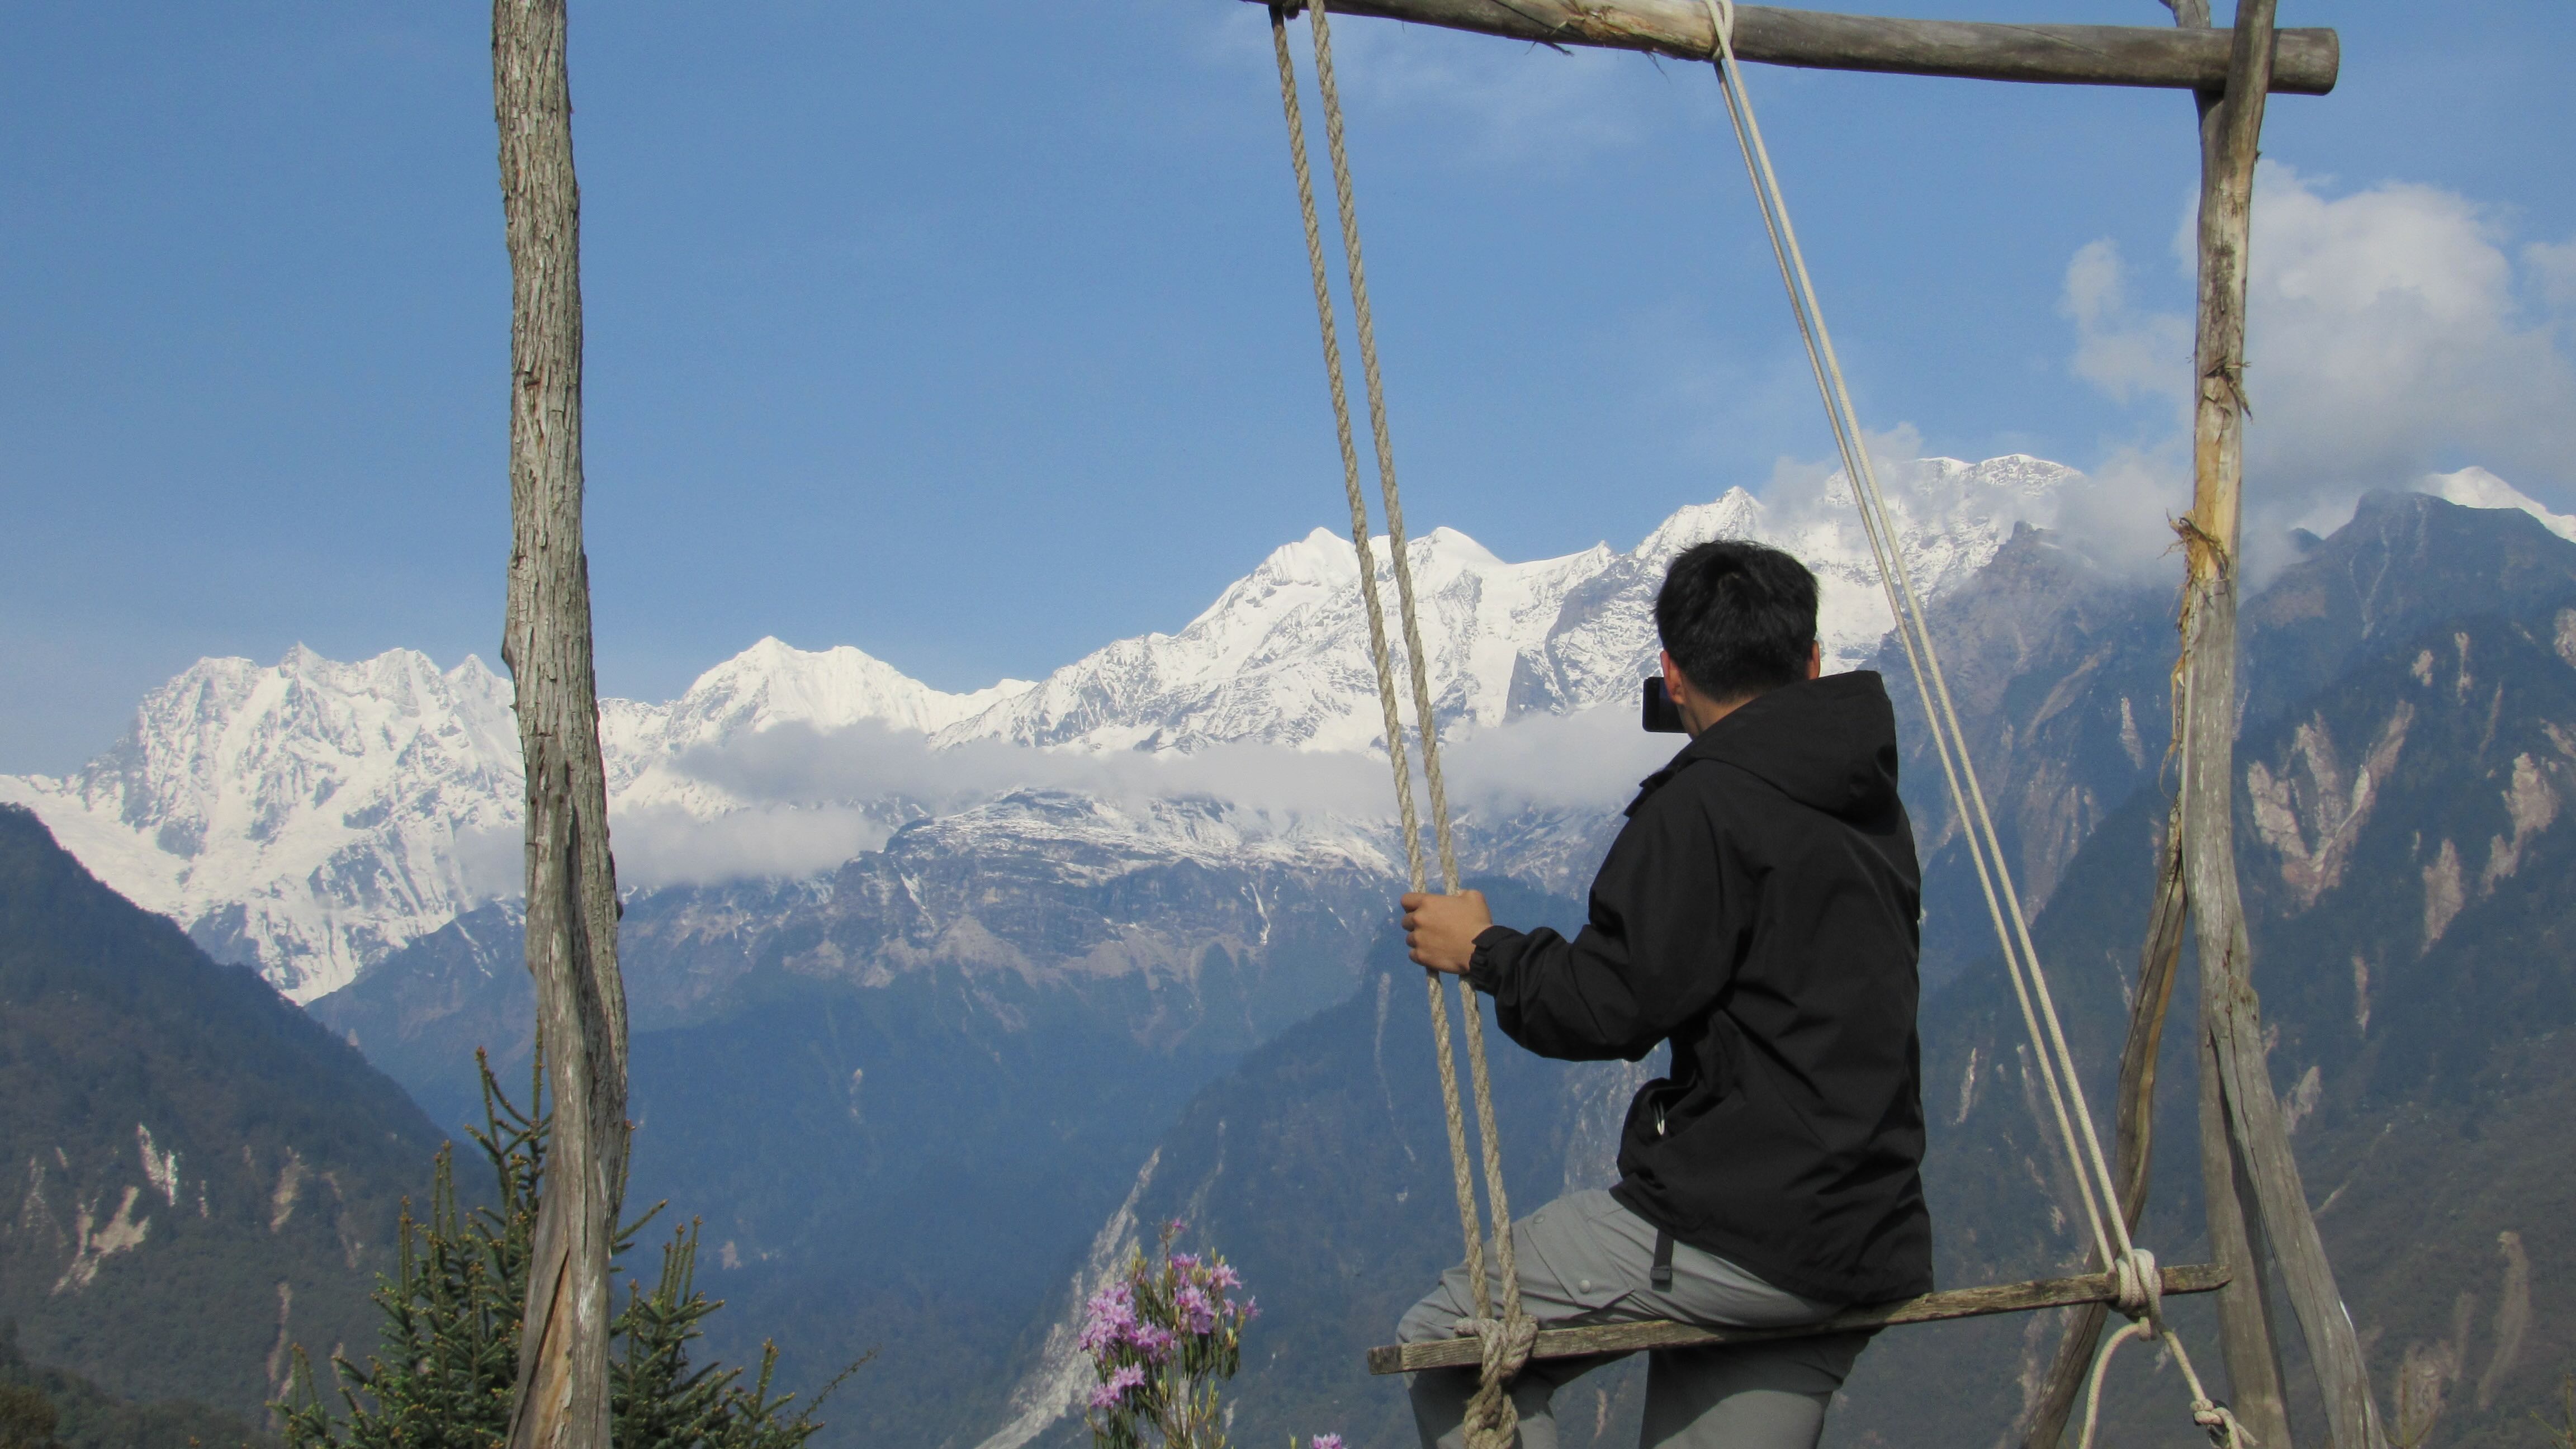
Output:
[1641,676,1687,734]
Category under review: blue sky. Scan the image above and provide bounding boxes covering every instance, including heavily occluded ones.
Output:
[3,1,2571,773]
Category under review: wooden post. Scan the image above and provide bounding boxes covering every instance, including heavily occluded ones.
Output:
[493,5,632,1449]
[2174,2,2384,1446]
[2176,3,2296,1443]
[1246,0,2339,94]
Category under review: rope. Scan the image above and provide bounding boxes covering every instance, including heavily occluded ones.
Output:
[1268,7,1532,1444]
[2079,1319,2251,1449]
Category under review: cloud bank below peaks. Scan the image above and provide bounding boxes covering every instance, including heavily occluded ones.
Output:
[606,703,1679,891]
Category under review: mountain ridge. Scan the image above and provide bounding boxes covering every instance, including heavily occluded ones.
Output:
[7,461,2565,1004]
[3,455,2082,999]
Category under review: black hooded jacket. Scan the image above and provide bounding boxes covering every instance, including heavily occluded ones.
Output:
[1466,671,1931,1305]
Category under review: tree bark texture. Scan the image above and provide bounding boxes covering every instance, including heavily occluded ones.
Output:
[1253,0,2337,94]
[2176,2,2384,1445]
[493,6,631,1449]
[2021,801,2192,1447]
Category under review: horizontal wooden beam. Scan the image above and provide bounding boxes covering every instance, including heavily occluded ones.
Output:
[1365,1261,2232,1374]
[1257,2,2337,95]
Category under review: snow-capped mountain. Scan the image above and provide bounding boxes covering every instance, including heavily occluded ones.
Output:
[607,637,1036,813]
[937,455,2078,755]
[0,641,1031,1001]
[0,454,2145,1000]
[0,648,521,1000]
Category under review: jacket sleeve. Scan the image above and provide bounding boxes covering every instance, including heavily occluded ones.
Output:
[1465,782,1740,1062]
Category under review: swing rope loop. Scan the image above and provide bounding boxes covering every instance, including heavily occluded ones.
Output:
[1268,6,1532,1445]
[2080,1319,2251,1449]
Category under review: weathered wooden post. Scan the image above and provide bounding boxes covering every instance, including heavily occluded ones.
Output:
[2033,5,2388,1444]
[2170,3,2384,1445]
[492,3,632,1448]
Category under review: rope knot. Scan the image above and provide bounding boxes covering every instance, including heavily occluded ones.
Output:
[2191,1398,2254,1449]
[2111,1246,2161,1322]
[1456,1312,1538,1449]
[1698,0,1736,59]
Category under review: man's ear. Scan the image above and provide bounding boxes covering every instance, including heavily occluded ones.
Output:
[1806,641,1823,680]
[1661,649,1692,704]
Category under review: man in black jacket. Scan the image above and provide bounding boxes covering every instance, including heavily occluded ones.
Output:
[1397,540,1929,1449]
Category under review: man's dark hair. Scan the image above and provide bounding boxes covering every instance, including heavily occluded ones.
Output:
[1655,540,1819,701]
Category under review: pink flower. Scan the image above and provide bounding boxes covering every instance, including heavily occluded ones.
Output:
[1313,1436,1346,1449]
[1206,1263,1242,1291]
[1170,1252,1202,1273]
[1131,1322,1178,1364]
[1088,1363,1148,1410]
[1173,1282,1219,1335]
[1078,1285,1139,1357]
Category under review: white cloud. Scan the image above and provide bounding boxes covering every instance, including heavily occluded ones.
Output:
[1439,703,1677,814]
[1748,423,2184,583]
[592,703,1673,890]
[2048,444,2192,579]
[2063,238,2192,406]
[1192,0,1646,167]
[611,804,892,893]
[2062,165,2576,557]
[2528,239,2576,314]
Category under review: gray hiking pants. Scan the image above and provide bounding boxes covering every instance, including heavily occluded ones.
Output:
[1399,1191,1869,1449]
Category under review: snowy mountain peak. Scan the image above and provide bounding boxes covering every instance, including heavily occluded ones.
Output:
[2424,466,2576,542]
[662,636,1027,742]
[1636,487,1766,566]
[607,638,1035,813]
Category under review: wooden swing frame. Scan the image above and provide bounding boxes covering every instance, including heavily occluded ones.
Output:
[482,0,2380,1444]
[1291,3,2383,1445]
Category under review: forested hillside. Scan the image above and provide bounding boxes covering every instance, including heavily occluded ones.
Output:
[0,805,439,1419]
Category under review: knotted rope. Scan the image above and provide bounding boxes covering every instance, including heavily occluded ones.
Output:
[1267,4,1532,1444]
[2080,1319,2251,1449]
[1697,3,2240,1442]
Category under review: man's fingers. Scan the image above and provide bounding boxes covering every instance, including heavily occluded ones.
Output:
[1399,893,1428,910]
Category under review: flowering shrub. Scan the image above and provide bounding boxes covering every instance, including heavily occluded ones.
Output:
[1079,1223,1258,1449]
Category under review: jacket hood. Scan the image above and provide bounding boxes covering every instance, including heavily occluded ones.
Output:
[1646,671,1902,821]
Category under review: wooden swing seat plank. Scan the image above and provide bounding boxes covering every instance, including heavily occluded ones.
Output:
[1364,1262,2230,1374]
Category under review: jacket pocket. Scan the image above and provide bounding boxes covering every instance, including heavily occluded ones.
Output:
[1625,1077,1687,1142]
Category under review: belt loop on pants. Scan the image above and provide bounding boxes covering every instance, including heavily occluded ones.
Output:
[1651,1228,1675,1291]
